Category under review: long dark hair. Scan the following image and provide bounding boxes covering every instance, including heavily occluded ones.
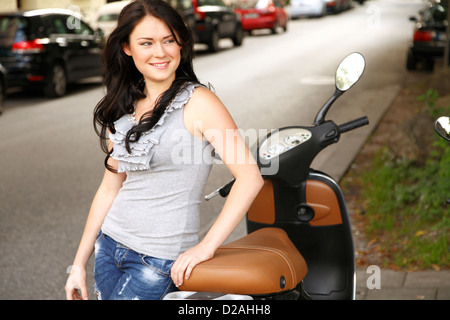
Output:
[93,0,200,172]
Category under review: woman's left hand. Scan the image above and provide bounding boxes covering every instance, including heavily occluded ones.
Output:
[171,243,214,287]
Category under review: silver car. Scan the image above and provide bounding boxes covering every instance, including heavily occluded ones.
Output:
[288,0,326,18]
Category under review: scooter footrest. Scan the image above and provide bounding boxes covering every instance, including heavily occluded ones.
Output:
[179,228,308,295]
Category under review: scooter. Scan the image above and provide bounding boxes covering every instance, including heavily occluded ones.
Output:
[434,116,450,205]
[165,53,369,300]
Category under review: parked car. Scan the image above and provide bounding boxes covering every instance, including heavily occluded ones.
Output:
[167,0,197,37]
[234,0,288,34]
[0,63,6,114]
[288,0,327,19]
[91,0,131,36]
[406,1,449,70]
[92,0,196,38]
[325,0,352,13]
[0,8,105,97]
[192,0,244,52]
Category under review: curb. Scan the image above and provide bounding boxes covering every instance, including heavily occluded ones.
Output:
[356,267,450,300]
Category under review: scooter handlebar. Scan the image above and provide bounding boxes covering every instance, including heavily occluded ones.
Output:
[338,116,369,134]
[205,116,369,200]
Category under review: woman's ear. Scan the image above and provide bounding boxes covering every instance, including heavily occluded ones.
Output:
[123,43,132,56]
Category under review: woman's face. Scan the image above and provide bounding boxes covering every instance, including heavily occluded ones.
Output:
[123,15,182,88]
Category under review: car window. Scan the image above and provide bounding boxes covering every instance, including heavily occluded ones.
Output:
[423,5,447,24]
[256,0,270,9]
[167,0,193,11]
[73,20,94,36]
[235,0,259,9]
[97,13,119,22]
[198,0,225,6]
[0,16,28,48]
[48,15,73,34]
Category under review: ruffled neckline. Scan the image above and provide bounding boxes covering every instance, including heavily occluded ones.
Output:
[109,82,200,172]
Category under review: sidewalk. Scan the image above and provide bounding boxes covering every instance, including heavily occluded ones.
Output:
[356,267,450,300]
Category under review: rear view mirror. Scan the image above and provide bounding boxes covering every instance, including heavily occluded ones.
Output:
[434,116,450,142]
[314,52,366,125]
[335,52,365,92]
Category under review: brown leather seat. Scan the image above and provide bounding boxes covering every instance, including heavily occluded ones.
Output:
[179,228,308,295]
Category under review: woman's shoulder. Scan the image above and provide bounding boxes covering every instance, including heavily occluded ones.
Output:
[188,84,225,112]
[183,83,233,137]
[191,83,215,98]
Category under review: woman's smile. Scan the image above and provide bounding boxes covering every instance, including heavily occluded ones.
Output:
[150,62,169,69]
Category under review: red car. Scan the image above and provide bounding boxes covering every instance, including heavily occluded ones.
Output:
[234,0,288,34]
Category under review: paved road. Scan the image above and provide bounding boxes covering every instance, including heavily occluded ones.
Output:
[0,0,423,299]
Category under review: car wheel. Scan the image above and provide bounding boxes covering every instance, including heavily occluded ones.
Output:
[0,79,4,115]
[232,25,244,47]
[425,59,434,72]
[319,4,326,17]
[271,21,280,34]
[44,63,67,98]
[406,50,416,71]
[208,29,220,53]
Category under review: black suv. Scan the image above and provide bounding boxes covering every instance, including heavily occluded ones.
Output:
[406,1,449,70]
[0,8,105,97]
[192,0,244,52]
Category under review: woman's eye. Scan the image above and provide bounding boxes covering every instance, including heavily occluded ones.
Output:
[140,42,152,46]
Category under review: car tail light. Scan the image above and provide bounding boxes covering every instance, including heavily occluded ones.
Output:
[193,0,206,21]
[11,39,44,53]
[27,75,44,82]
[413,30,433,42]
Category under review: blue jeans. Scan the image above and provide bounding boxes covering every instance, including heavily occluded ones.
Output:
[94,231,178,300]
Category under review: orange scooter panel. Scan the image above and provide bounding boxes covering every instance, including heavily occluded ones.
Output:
[247,179,342,226]
[306,180,342,226]
[247,179,275,224]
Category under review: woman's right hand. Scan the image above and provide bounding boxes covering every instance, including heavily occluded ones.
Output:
[65,265,89,300]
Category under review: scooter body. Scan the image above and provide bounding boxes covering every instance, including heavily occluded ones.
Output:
[248,132,357,300]
[165,53,368,300]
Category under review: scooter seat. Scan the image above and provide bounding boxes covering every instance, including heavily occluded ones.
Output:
[179,228,307,296]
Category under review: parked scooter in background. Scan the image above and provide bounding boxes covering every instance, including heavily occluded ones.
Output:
[434,116,450,205]
[165,53,369,300]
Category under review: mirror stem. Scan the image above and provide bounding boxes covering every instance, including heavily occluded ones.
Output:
[314,89,343,125]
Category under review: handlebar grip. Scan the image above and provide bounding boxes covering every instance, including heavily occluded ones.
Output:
[338,116,369,133]
[204,179,235,201]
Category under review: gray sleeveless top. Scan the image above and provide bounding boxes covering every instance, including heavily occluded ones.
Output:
[101,83,213,260]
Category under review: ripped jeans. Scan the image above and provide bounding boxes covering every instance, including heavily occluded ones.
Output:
[94,231,178,300]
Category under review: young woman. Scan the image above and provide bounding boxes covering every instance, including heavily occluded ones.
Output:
[65,0,263,300]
